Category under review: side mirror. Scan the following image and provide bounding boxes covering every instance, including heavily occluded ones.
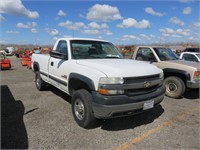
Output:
[149,57,157,63]
[50,51,68,60]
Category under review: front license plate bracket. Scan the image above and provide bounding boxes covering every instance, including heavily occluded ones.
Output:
[143,100,154,110]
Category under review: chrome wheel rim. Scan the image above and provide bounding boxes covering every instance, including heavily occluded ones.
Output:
[167,82,178,93]
[74,98,85,120]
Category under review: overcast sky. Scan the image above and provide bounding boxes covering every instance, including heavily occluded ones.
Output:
[0,0,200,45]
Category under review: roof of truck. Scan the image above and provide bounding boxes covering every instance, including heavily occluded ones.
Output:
[57,37,109,42]
[135,46,166,48]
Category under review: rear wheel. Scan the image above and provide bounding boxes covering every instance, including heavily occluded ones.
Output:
[71,89,97,128]
[164,76,185,98]
[35,71,46,91]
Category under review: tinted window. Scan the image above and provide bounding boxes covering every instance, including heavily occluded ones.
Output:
[182,54,198,62]
[153,48,179,61]
[70,40,123,59]
[56,40,68,54]
[136,48,156,61]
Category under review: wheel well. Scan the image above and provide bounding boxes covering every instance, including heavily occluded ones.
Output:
[69,78,92,95]
[164,72,187,84]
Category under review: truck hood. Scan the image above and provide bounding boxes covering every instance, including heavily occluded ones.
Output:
[166,60,200,69]
[76,59,162,77]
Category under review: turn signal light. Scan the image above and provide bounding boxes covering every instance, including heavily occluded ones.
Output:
[98,89,109,95]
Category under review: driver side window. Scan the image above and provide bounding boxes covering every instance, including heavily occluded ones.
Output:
[136,48,156,62]
[56,40,68,55]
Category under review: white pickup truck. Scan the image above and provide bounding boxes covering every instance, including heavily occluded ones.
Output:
[32,38,165,128]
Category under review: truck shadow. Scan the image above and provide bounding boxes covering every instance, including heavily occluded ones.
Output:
[100,105,164,131]
[182,89,199,99]
[48,85,72,104]
[1,85,28,149]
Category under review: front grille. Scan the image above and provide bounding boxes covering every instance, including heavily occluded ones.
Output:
[124,74,160,84]
[125,85,159,96]
[124,74,161,96]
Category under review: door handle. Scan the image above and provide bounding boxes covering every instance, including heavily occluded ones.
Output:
[50,62,54,66]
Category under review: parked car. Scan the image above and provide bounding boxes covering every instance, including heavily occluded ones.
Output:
[180,52,200,63]
[0,51,11,70]
[2,47,15,56]
[130,46,200,98]
[183,48,200,53]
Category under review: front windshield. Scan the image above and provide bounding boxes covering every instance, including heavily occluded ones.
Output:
[71,40,123,59]
[153,48,179,61]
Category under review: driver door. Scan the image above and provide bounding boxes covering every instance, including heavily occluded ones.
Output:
[48,40,69,92]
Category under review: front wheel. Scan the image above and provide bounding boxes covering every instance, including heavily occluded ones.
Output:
[71,89,97,128]
[164,76,185,98]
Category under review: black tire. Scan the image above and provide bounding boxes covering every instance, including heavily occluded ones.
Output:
[164,76,186,98]
[71,89,97,128]
[35,71,46,91]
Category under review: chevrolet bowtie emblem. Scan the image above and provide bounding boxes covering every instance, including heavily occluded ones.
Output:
[144,82,151,88]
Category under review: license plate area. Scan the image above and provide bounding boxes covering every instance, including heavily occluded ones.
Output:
[143,100,154,110]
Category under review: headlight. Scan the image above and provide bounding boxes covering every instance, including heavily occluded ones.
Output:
[193,71,200,80]
[99,77,124,84]
[98,77,124,95]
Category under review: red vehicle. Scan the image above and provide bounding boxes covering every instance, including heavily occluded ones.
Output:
[21,50,32,66]
[0,51,11,70]
[26,61,32,69]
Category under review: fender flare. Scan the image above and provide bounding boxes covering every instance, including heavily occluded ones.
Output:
[68,73,96,91]
[163,68,190,80]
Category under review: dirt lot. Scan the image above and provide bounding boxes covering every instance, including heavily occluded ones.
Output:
[1,56,200,149]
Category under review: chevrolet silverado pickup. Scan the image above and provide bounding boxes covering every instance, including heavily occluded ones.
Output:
[131,46,200,98]
[32,38,165,128]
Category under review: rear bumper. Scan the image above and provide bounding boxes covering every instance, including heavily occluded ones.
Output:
[92,85,165,118]
[187,80,200,88]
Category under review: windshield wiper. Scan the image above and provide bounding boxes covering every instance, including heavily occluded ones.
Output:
[88,55,101,58]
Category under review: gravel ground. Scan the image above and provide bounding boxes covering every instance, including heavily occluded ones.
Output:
[1,56,200,149]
